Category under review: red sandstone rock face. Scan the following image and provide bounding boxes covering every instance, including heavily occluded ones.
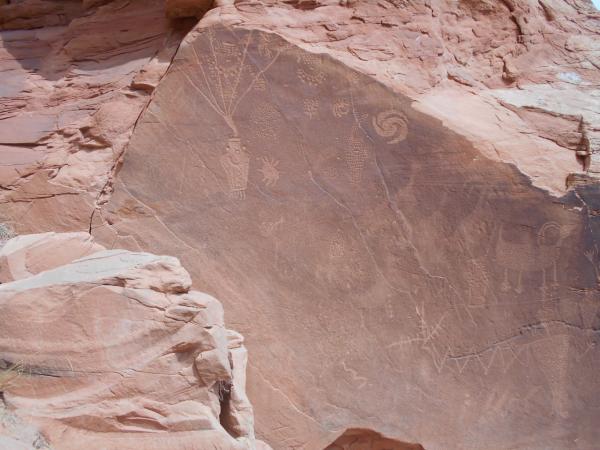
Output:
[0,232,269,450]
[0,0,193,234]
[94,24,600,450]
[1,1,599,449]
[201,0,600,195]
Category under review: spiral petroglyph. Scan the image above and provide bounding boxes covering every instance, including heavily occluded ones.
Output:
[332,98,350,118]
[372,109,409,144]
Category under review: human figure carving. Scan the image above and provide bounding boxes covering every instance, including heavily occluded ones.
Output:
[220,137,250,199]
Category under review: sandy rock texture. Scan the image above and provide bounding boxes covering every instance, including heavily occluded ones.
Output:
[0,0,194,234]
[0,1,599,449]
[201,0,600,195]
[96,23,600,450]
[0,232,267,450]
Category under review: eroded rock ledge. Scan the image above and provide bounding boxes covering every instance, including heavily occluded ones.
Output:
[0,232,269,450]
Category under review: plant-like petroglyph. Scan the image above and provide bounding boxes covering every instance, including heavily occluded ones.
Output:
[465,259,492,307]
[254,75,267,91]
[297,52,326,86]
[345,123,372,184]
[347,71,360,86]
[496,221,564,295]
[372,109,409,144]
[259,156,280,187]
[220,138,250,199]
[303,98,319,118]
[215,41,243,92]
[329,232,346,259]
[332,98,350,118]
[257,33,274,58]
[250,70,267,91]
[182,28,287,198]
[251,102,280,141]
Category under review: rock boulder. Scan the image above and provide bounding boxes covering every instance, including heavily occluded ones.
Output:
[0,232,267,450]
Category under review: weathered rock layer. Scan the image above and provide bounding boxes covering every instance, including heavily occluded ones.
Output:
[1,1,599,449]
[0,0,193,234]
[0,232,267,450]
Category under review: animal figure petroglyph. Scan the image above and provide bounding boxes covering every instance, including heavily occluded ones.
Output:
[495,222,563,294]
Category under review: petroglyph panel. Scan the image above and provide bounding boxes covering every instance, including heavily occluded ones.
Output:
[102,27,600,450]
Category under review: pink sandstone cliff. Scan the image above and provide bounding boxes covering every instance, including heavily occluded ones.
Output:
[1,1,599,449]
[0,231,270,449]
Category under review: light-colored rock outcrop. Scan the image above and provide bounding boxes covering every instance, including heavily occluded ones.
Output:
[0,232,267,450]
[0,0,193,234]
[0,401,51,450]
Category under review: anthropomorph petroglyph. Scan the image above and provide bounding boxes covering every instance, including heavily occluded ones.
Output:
[220,137,250,199]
